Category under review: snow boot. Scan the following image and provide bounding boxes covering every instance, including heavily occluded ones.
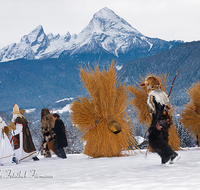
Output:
[169,153,181,164]
[32,156,39,161]
[12,157,19,164]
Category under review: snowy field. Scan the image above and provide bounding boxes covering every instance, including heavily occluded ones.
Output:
[1,148,200,190]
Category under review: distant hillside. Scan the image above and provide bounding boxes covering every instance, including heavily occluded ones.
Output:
[0,58,85,112]
[1,41,199,112]
[119,41,200,107]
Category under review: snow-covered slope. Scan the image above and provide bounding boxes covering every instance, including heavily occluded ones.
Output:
[0,7,182,63]
[1,148,200,190]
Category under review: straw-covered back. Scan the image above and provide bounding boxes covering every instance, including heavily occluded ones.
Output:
[70,61,137,158]
[180,82,200,144]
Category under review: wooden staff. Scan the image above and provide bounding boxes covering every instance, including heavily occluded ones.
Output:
[168,70,180,98]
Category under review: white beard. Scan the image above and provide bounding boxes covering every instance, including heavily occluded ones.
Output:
[147,89,169,111]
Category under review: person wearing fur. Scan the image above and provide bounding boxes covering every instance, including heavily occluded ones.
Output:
[41,108,56,158]
[52,113,68,159]
[145,76,180,164]
[0,117,14,166]
[9,104,38,162]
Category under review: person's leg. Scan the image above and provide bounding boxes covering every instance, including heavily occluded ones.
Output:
[55,143,66,158]
[149,140,174,164]
[59,147,67,159]
[43,142,52,158]
[159,142,175,164]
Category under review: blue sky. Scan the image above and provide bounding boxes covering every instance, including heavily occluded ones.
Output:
[0,0,199,49]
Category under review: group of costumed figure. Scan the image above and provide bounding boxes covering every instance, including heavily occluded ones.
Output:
[1,61,200,166]
[0,104,68,166]
[71,61,200,164]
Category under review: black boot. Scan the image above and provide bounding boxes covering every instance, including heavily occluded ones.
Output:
[169,152,180,164]
[32,156,39,161]
[12,157,19,164]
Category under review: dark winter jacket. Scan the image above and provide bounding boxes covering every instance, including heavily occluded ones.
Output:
[148,96,170,143]
[52,119,68,148]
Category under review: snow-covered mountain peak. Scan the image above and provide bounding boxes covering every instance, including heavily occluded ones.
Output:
[0,8,182,62]
[47,33,54,40]
[73,7,144,56]
[64,32,71,42]
[20,25,47,47]
[94,7,119,20]
[90,7,141,35]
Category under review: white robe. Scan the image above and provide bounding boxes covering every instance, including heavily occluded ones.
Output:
[12,114,37,162]
[0,120,14,165]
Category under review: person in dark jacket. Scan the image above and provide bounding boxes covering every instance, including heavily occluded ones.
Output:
[52,113,68,159]
[146,76,180,164]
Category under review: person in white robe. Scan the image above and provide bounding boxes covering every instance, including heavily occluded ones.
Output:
[0,117,14,166]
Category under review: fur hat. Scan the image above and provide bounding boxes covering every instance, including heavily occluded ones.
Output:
[13,104,20,115]
[141,76,160,94]
[41,108,50,119]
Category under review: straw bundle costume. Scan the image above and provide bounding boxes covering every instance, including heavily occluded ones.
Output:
[0,117,14,165]
[9,104,38,162]
[70,61,137,158]
[41,108,56,157]
[180,82,200,146]
[128,74,180,164]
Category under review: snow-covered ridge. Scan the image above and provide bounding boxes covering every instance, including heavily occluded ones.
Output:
[53,104,72,114]
[0,7,179,63]
[116,65,123,70]
[25,108,36,113]
[55,97,74,103]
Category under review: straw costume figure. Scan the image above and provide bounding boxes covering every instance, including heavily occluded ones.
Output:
[70,61,137,158]
[180,82,200,146]
[128,74,180,164]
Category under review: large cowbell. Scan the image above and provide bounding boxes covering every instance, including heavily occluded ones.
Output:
[107,121,121,134]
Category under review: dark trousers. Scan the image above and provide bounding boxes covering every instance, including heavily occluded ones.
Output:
[149,139,175,164]
[55,143,67,159]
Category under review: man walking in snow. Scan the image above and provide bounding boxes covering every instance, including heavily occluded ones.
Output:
[52,113,68,159]
[145,76,180,164]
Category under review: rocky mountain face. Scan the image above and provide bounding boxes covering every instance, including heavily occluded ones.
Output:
[0,7,182,64]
